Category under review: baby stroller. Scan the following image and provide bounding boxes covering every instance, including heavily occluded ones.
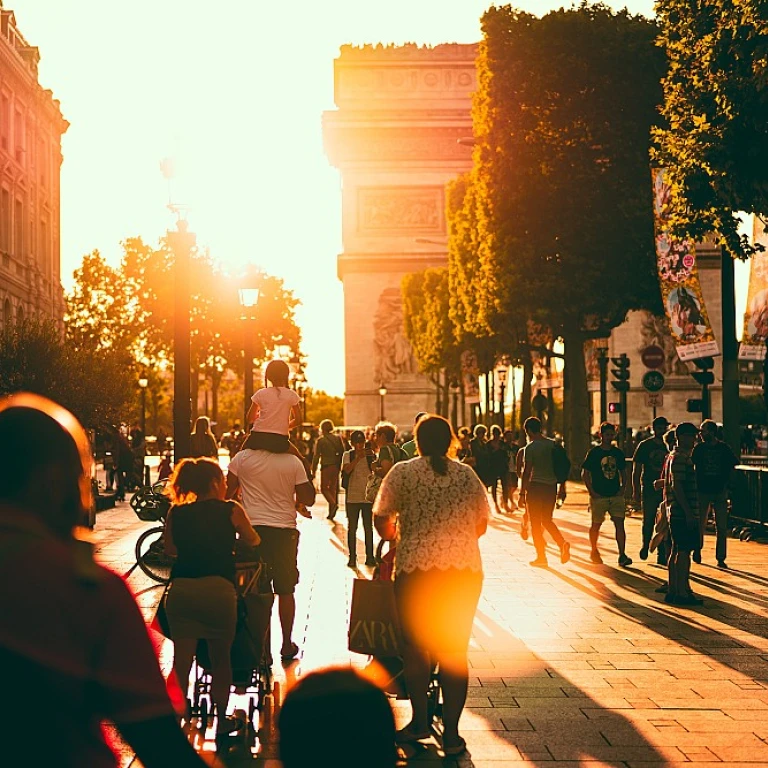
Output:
[189,552,275,743]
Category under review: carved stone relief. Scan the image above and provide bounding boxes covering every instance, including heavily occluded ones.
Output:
[373,287,418,384]
[358,187,443,232]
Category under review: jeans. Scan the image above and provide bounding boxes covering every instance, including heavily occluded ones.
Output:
[320,464,340,512]
[527,484,565,559]
[345,502,374,562]
[697,490,729,563]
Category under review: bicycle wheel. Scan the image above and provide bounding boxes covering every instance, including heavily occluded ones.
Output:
[135,526,174,583]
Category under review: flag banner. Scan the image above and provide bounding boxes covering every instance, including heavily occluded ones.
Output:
[461,349,481,404]
[652,168,719,362]
[739,217,768,360]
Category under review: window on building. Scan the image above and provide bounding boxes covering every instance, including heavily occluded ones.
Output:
[39,218,48,270]
[14,109,24,165]
[1,188,9,252]
[3,299,12,329]
[16,304,24,324]
[0,95,9,152]
[14,198,23,257]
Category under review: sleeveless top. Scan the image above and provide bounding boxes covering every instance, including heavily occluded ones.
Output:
[169,499,236,584]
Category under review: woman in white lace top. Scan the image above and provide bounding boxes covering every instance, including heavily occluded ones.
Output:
[374,415,490,757]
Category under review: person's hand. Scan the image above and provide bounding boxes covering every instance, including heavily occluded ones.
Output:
[296,502,312,519]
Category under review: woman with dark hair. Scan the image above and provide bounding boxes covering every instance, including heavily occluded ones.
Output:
[374,415,490,757]
[189,416,219,459]
[162,457,260,745]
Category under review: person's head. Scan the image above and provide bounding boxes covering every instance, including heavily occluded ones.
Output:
[675,421,699,451]
[278,667,396,768]
[350,429,366,449]
[193,415,212,436]
[265,359,290,388]
[413,411,427,427]
[458,426,471,445]
[663,428,677,451]
[489,424,502,441]
[166,457,225,505]
[652,416,670,438]
[700,419,718,442]
[523,417,541,437]
[374,422,397,446]
[0,393,93,538]
[473,424,487,440]
[320,419,334,434]
[415,414,457,475]
[599,422,617,445]
[503,429,515,444]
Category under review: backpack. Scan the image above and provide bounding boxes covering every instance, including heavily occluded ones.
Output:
[552,441,571,484]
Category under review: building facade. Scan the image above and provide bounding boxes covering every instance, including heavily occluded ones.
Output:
[0,4,68,330]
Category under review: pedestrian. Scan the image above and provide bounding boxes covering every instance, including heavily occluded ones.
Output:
[223,424,245,457]
[692,419,738,567]
[663,422,703,606]
[372,422,407,481]
[519,417,570,567]
[226,437,315,662]
[469,424,491,485]
[116,428,134,500]
[457,427,474,465]
[341,430,377,568]
[162,457,260,747]
[400,412,427,459]
[582,422,632,567]
[0,393,208,768]
[486,425,508,513]
[311,419,345,520]
[374,415,490,757]
[502,430,521,511]
[157,451,173,482]
[632,416,670,564]
[278,667,396,768]
[190,416,219,459]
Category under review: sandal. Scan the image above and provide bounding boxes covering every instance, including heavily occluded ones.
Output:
[443,736,467,756]
[280,642,300,661]
[395,725,431,744]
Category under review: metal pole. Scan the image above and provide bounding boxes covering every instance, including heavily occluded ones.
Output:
[620,389,628,450]
[140,388,146,436]
[169,220,195,463]
[380,392,385,422]
[721,247,740,453]
[243,324,254,428]
[598,349,608,424]
[499,382,506,429]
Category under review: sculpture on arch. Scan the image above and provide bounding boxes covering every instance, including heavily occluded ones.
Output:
[373,287,418,384]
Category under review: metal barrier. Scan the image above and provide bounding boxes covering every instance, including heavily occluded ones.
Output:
[730,465,768,529]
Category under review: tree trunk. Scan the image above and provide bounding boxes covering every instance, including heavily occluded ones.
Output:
[562,327,591,475]
[521,351,533,427]
[190,361,200,421]
[211,369,222,428]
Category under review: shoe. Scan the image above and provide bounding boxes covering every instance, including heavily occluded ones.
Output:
[618,553,633,568]
[395,725,431,744]
[529,557,548,568]
[280,642,300,662]
[560,541,571,564]
[664,593,679,605]
[654,582,669,593]
[327,513,336,521]
[365,558,377,567]
[639,546,649,561]
[717,560,728,569]
[692,550,702,564]
[347,558,357,569]
[590,551,603,565]
[677,595,704,606]
[442,736,467,756]
[520,521,530,541]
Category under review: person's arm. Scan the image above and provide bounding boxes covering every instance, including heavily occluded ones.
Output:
[342,451,358,475]
[582,468,595,497]
[231,502,260,547]
[295,481,315,511]
[226,470,241,501]
[631,446,643,503]
[163,507,177,558]
[245,402,259,429]
[288,404,298,430]
[311,437,322,474]
[671,458,695,524]
[377,445,394,477]
[519,452,533,496]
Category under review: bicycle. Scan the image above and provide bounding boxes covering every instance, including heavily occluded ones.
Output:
[128,480,174,584]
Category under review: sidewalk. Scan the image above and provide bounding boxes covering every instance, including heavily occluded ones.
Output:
[96,483,768,766]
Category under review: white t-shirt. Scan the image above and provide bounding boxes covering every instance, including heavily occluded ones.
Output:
[228,449,308,528]
[250,387,300,435]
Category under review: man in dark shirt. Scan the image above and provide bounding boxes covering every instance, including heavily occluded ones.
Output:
[632,416,670,564]
[582,422,632,567]
[312,419,345,520]
[692,419,738,568]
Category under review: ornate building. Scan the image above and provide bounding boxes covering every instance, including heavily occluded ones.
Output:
[0,4,68,329]
[323,43,476,428]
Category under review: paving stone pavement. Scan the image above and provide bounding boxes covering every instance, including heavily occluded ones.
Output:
[94,482,768,766]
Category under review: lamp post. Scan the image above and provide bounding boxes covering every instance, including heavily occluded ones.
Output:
[138,376,148,436]
[238,269,262,429]
[168,218,196,463]
[450,378,460,430]
[595,339,610,425]
[378,384,387,422]
[497,368,508,429]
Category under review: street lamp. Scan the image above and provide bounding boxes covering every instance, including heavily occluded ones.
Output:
[239,268,262,428]
[450,378,460,430]
[138,376,148,436]
[378,384,387,422]
[497,368,508,429]
[594,337,610,424]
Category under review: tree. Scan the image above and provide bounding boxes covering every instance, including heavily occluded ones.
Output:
[458,2,666,462]
[304,388,344,426]
[654,0,768,260]
[0,319,134,430]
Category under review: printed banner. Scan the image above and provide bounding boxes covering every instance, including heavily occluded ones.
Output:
[461,349,481,404]
[652,168,720,362]
[739,216,768,360]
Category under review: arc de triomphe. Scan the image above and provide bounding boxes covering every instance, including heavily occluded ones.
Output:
[323,43,477,428]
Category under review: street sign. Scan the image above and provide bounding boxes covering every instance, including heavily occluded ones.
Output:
[641,345,665,369]
[644,392,664,408]
[642,370,665,393]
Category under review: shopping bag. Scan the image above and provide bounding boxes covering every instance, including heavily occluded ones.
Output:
[348,578,401,656]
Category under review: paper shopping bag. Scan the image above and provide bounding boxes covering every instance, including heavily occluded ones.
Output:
[348,577,401,656]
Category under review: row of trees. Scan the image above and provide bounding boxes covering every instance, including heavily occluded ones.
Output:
[402,1,767,462]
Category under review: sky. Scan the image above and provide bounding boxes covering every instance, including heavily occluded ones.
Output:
[14,0,740,398]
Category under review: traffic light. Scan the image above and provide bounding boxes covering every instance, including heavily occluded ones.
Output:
[690,356,715,386]
[608,402,621,414]
[610,353,630,393]
[687,399,704,413]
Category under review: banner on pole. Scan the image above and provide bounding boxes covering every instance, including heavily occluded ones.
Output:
[652,169,719,362]
[739,216,768,360]
[461,349,481,404]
